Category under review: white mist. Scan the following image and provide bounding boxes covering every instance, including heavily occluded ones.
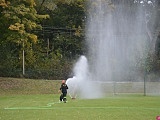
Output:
[66,56,103,99]
[86,1,149,83]
[67,0,157,98]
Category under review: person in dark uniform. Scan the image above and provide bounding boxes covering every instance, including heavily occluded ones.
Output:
[59,80,68,103]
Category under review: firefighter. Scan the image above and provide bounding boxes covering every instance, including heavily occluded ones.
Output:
[59,80,68,103]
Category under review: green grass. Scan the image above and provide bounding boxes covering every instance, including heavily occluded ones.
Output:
[0,77,160,120]
[0,94,160,120]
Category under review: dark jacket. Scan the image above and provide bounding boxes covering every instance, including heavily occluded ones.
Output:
[60,83,68,93]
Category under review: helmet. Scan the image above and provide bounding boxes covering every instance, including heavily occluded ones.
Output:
[62,80,66,84]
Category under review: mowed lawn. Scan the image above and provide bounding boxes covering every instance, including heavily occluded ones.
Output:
[1,94,160,120]
[0,78,160,120]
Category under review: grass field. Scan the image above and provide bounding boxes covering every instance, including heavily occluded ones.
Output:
[0,77,160,120]
[1,94,160,120]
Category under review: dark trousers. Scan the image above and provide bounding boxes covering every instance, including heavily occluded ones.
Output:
[60,92,67,101]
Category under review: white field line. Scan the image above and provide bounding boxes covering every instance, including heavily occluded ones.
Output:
[4,101,61,110]
[4,103,160,110]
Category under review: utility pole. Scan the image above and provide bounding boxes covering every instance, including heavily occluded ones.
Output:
[144,68,147,96]
[22,41,25,75]
[47,38,49,56]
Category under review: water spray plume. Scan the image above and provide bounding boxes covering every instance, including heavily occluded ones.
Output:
[66,56,103,99]
[67,0,158,98]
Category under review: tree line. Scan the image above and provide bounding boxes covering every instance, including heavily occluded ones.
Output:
[0,0,160,80]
